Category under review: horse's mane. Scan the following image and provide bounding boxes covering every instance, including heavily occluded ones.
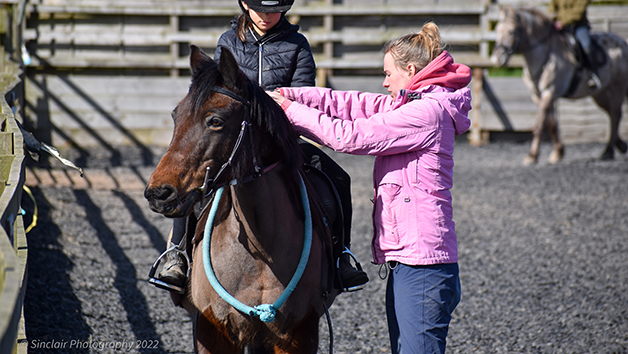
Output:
[516,6,555,28]
[189,57,303,175]
[246,81,303,171]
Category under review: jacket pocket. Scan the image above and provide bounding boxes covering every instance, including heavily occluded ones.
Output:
[374,183,403,251]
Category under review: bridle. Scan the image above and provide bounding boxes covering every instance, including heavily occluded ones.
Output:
[197,85,278,201]
[494,24,522,58]
[495,16,555,57]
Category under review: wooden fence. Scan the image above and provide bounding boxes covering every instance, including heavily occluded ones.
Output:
[16,0,628,151]
[0,37,28,354]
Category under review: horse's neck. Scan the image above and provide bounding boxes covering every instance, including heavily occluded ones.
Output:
[521,21,575,82]
[228,167,305,252]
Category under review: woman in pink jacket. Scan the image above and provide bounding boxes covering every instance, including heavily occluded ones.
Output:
[269,22,471,354]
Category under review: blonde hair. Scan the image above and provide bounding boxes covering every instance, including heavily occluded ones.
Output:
[383,22,445,73]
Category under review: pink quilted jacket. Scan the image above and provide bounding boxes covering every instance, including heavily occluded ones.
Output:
[280,51,472,265]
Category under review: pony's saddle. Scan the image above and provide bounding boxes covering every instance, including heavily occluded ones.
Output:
[302,159,344,246]
[564,31,607,70]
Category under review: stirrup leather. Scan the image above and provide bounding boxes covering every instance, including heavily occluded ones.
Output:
[336,247,366,292]
[148,244,191,294]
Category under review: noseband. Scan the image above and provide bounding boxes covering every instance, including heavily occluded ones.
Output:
[198,86,277,199]
[496,17,555,56]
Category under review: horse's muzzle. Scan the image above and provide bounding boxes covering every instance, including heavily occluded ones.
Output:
[144,184,199,217]
[491,46,511,67]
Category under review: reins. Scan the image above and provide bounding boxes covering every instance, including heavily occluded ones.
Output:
[496,11,556,81]
[496,12,555,57]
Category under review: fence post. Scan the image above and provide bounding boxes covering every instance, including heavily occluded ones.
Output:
[469,67,488,145]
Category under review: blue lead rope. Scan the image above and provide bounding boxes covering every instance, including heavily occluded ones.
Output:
[202,173,313,323]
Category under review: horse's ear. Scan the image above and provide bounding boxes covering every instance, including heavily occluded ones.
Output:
[190,45,213,75]
[217,48,241,89]
[499,5,513,20]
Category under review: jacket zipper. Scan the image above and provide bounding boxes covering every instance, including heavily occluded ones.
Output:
[258,43,263,86]
[250,27,282,88]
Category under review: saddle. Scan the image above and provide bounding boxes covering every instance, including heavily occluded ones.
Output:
[302,161,344,245]
[563,31,608,96]
[567,32,607,69]
[301,149,353,293]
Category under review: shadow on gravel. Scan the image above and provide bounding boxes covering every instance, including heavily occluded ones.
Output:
[24,186,92,353]
[112,190,167,253]
[73,190,167,354]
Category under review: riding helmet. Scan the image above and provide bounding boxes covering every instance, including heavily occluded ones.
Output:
[239,0,294,13]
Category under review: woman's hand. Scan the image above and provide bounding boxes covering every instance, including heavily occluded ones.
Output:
[267,89,288,106]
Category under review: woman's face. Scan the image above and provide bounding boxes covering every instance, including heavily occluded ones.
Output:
[242,2,282,36]
[382,52,415,100]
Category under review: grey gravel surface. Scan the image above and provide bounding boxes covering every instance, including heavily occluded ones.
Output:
[22,140,628,353]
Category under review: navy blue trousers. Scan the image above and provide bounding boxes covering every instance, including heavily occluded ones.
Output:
[386,262,461,354]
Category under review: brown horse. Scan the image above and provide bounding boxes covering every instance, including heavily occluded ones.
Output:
[491,6,628,164]
[145,46,338,353]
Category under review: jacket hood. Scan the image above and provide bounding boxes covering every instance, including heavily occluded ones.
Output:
[402,51,472,135]
[406,50,472,91]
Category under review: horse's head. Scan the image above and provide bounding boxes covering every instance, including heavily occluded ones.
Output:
[491,6,556,67]
[491,6,520,67]
[145,46,301,217]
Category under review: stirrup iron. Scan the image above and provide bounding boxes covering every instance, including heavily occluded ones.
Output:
[148,244,191,294]
[337,247,366,292]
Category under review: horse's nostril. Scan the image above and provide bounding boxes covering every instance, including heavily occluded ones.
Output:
[145,184,178,202]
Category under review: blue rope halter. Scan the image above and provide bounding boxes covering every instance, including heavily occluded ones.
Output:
[202,173,313,323]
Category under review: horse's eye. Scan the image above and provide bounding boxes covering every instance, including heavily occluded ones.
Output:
[206,116,224,130]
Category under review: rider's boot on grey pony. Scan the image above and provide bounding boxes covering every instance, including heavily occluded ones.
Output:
[581,48,600,90]
[587,71,601,90]
[574,27,601,90]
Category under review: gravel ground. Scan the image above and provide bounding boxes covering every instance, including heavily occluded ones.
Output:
[21,140,628,354]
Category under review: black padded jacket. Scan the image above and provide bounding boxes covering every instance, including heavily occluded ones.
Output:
[214,17,316,90]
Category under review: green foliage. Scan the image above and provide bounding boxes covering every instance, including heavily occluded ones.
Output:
[592,0,628,5]
[487,67,523,77]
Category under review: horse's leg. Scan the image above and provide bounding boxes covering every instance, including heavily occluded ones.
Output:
[546,102,565,164]
[592,90,624,160]
[526,92,554,165]
[616,136,628,154]
[272,310,320,354]
[196,311,241,354]
[615,90,628,154]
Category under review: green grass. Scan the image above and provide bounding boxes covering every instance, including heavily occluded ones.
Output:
[487,67,523,77]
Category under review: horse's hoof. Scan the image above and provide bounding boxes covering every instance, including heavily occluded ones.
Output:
[548,150,564,164]
[601,151,615,161]
[615,140,628,154]
[523,155,537,166]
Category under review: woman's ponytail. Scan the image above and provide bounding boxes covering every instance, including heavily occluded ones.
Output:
[383,21,445,73]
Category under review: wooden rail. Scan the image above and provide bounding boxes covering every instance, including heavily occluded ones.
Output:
[16,0,628,148]
[23,0,499,75]
[0,46,27,354]
[0,2,28,353]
